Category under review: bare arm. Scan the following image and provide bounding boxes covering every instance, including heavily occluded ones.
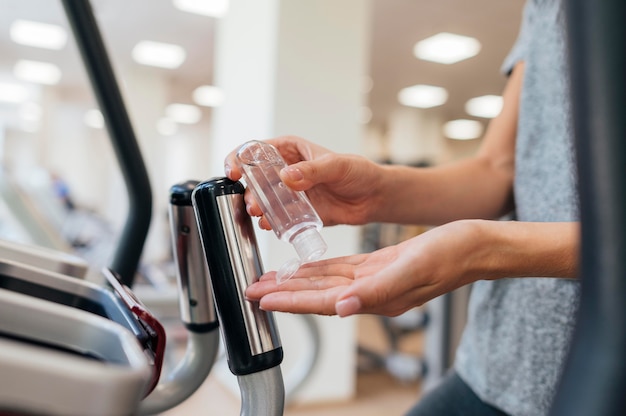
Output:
[246,219,580,317]
[368,62,524,225]
[225,63,524,228]
[238,62,581,317]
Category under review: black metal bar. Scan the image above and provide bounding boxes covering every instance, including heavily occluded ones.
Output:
[192,178,283,376]
[551,1,626,414]
[61,0,152,287]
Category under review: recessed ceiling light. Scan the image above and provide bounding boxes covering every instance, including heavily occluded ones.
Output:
[165,103,202,124]
[465,95,503,118]
[0,82,30,103]
[84,109,105,129]
[14,60,62,85]
[443,119,483,140]
[173,0,229,18]
[414,32,481,64]
[132,41,186,69]
[10,19,68,50]
[192,85,224,107]
[398,84,448,108]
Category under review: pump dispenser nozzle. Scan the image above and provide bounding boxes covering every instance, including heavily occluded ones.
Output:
[236,140,327,283]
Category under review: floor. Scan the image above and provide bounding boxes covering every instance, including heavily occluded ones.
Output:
[160,315,425,416]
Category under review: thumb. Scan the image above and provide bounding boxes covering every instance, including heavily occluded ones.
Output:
[335,278,376,317]
[335,269,401,317]
[279,155,344,192]
[335,293,362,317]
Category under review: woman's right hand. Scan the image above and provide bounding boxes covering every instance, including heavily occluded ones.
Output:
[224,135,383,228]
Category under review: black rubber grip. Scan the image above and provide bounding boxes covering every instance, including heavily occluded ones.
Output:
[192,177,282,375]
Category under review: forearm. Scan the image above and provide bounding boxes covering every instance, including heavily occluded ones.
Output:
[367,62,524,226]
[470,220,580,280]
[369,157,515,225]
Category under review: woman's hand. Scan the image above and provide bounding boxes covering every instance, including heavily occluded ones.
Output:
[245,220,487,317]
[245,219,580,317]
[224,135,384,228]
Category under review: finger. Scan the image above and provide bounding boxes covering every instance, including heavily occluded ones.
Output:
[242,190,271,230]
[247,273,353,299]
[245,279,279,300]
[224,152,242,181]
[243,190,263,216]
[251,254,366,297]
[279,154,346,191]
[258,216,271,230]
[259,286,348,315]
[267,136,316,165]
[258,271,279,282]
[298,253,369,270]
[336,261,414,316]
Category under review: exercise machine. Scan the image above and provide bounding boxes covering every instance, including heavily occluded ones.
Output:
[0,175,288,416]
[0,192,282,414]
[551,1,626,414]
[1,0,289,413]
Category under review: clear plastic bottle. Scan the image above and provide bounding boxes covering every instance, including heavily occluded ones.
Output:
[236,140,327,283]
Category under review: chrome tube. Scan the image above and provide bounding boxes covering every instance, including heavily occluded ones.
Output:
[192,177,284,415]
[138,181,220,414]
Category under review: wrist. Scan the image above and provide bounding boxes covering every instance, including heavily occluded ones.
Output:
[367,163,405,223]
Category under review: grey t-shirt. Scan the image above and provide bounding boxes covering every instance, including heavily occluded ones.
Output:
[454,1,581,415]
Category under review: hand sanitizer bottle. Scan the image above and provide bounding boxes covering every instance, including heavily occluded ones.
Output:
[236,140,327,283]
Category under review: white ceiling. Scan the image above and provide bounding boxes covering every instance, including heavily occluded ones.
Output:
[369,0,525,125]
[0,0,525,134]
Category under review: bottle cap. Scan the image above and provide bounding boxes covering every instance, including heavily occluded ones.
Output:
[276,258,301,284]
[292,228,327,263]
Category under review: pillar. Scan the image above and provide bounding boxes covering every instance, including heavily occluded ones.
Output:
[209,0,372,404]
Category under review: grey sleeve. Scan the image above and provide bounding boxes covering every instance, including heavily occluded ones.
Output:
[501,1,535,75]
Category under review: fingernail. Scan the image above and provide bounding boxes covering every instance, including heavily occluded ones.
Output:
[224,164,231,177]
[282,166,304,182]
[336,296,361,317]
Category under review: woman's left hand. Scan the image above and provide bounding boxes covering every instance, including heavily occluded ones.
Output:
[246,220,486,317]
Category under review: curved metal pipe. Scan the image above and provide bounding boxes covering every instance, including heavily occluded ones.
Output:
[136,181,222,414]
[138,330,220,415]
[238,367,285,416]
[283,314,321,403]
[192,178,285,415]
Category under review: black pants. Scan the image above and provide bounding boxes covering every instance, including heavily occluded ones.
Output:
[405,371,510,416]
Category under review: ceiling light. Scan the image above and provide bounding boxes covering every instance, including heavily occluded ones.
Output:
[0,82,30,103]
[443,119,483,140]
[165,103,202,124]
[465,95,503,118]
[398,84,448,108]
[14,60,62,85]
[192,85,224,107]
[173,0,229,18]
[10,19,68,50]
[157,117,178,136]
[132,41,186,69]
[84,109,105,129]
[414,32,481,64]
